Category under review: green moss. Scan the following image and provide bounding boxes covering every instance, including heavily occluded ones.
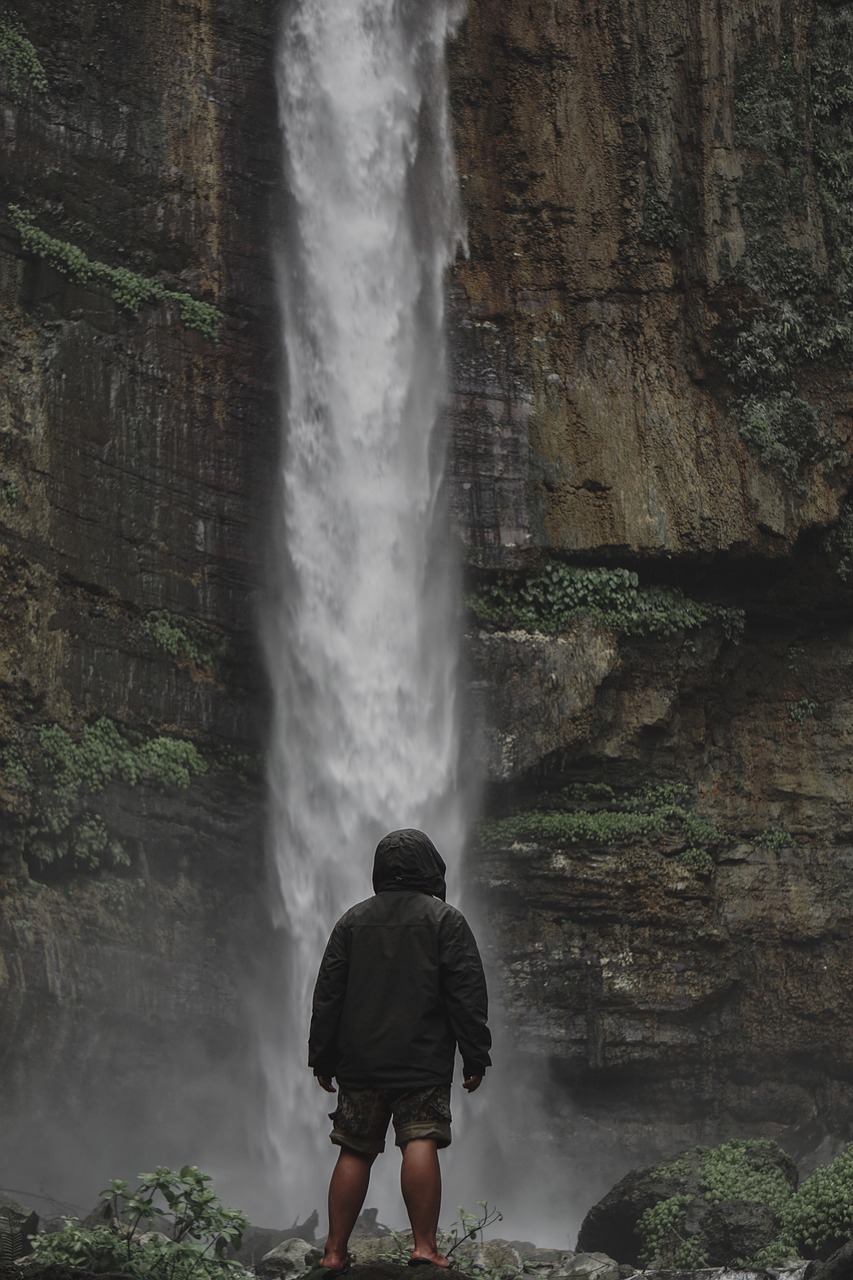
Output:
[468,562,743,641]
[8,206,222,339]
[143,610,226,671]
[0,14,47,100]
[1,478,19,509]
[476,781,723,869]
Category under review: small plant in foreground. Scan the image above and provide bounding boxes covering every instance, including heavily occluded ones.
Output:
[380,1202,504,1272]
[28,1165,248,1280]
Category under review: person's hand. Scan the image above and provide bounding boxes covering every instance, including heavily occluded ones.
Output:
[316,1074,336,1093]
[463,1074,483,1093]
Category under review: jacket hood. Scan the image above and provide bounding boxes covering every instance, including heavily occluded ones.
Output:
[372,829,447,900]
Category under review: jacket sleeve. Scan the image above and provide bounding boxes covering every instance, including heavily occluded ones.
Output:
[438,909,492,1075]
[308,920,350,1077]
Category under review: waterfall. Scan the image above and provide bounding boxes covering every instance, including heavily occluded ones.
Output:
[262,0,467,1217]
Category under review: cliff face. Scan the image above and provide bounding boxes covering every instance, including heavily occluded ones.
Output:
[1,0,852,1215]
[0,0,279,1196]
[449,0,853,1171]
[448,0,851,560]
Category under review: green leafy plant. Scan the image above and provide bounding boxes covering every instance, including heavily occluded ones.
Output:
[379,1203,505,1272]
[468,562,743,641]
[0,1207,24,1263]
[753,1144,853,1264]
[754,826,790,852]
[477,781,723,870]
[1,743,30,790]
[11,718,212,870]
[788,698,817,724]
[444,1202,504,1263]
[1,477,19,508]
[637,1194,708,1269]
[29,1165,248,1280]
[8,205,222,338]
[638,1141,795,1268]
[144,611,226,671]
[0,14,47,100]
[699,1140,793,1212]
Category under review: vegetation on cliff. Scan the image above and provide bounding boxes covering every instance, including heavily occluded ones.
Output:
[7,207,223,338]
[0,13,47,99]
[468,562,743,642]
[716,6,853,486]
[1,718,254,873]
[476,782,724,872]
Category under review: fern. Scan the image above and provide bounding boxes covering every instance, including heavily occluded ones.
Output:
[0,1208,25,1263]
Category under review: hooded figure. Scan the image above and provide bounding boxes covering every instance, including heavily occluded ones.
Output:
[308,828,491,1090]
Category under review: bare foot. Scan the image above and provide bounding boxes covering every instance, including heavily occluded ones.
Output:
[409,1251,451,1269]
[317,1253,351,1273]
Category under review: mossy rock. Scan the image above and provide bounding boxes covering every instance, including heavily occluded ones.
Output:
[576,1139,797,1267]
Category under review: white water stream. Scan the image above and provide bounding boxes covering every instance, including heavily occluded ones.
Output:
[262,0,469,1222]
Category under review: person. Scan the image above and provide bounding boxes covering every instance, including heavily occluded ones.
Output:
[308,828,492,1274]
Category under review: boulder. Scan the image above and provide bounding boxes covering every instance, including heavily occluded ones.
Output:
[468,1240,524,1276]
[257,1236,321,1278]
[232,1215,319,1268]
[0,1191,39,1260]
[512,1246,566,1272]
[577,1139,798,1267]
[805,1236,853,1280]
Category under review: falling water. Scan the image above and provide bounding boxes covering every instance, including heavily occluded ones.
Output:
[262,0,468,1218]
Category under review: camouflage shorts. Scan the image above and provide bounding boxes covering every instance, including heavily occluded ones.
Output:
[329,1085,452,1155]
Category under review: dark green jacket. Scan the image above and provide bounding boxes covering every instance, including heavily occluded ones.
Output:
[308,829,492,1090]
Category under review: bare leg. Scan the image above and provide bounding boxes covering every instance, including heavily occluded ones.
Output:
[401,1138,450,1268]
[320,1147,376,1270]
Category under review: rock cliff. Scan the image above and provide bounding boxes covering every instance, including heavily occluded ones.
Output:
[0,0,279,1196]
[1,0,852,1218]
[450,0,853,1178]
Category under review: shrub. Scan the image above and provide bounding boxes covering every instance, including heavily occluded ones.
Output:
[468,562,743,641]
[477,782,724,870]
[144,611,226,670]
[23,719,210,870]
[29,1165,248,1280]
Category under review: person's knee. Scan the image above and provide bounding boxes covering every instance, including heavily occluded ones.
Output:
[337,1145,378,1166]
